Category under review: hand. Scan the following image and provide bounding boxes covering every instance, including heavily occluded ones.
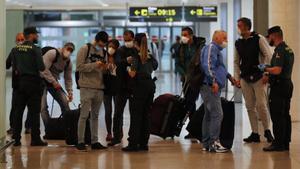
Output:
[211,82,219,94]
[127,56,133,64]
[235,80,241,88]
[53,82,62,90]
[96,61,106,69]
[262,75,269,84]
[128,70,136,78]
[67,93,73,102]
[229,77,236,86]
[257,64,270,72]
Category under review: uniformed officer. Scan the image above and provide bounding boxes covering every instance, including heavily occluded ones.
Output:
[9,27,48,146]
[258,26,294,151]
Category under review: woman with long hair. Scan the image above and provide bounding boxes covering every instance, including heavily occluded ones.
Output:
[122,33,158,152]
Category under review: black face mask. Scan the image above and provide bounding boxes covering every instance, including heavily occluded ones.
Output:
[269,40,275,47]
[33,39,38,44]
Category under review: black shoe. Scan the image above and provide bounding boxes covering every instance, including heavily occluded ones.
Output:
[31,140,48,146]
[122,145,139,152]
[139,145,149,151]
[76,143,87,151]
[263,144,285,152]
[243,133,260,143]
[91,142,107,150]
[264,130,274,143]
[108,139,121,146]
[25,128,31,134]
[184,134,194,139]
[284,144,290,151]
[7,128,13,135]
[13,140,21,147]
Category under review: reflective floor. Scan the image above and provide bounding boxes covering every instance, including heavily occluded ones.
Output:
[1,73,300,169]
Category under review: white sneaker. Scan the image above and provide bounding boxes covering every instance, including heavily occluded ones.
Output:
[202,147,209,151]
[209,141,229,153]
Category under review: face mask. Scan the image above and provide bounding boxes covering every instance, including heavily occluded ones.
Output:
[95,44,102,51]
[269,40,275,47]
[33,39,38,44]
[16,41,23,45]
[220,41,228,48]
[108,47,116,55]
[124,41,134,48]
[181,36,189,44]
[63,50,71,59]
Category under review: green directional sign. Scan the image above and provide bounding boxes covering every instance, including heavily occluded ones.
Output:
[129,7,182,22]
[185,6,218,22]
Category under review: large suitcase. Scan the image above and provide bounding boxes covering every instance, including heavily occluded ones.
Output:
[64,108,91,145]
[186,97,235,149]
[150,94,188,139]
[43,99,65,140]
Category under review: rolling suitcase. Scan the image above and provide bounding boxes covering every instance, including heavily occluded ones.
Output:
[43,98,65,140]
[186,96,235,149]
[150,94,188,139]
[64,106,91,145]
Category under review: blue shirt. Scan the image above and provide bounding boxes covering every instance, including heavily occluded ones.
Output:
[200,42,229,89]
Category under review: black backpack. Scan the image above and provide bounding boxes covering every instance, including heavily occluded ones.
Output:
[75,43,91,89]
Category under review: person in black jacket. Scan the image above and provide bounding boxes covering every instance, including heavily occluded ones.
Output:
[108,30,138,146]
[103,39,120,142]
[6,32,32,135]
[122,33,158,152]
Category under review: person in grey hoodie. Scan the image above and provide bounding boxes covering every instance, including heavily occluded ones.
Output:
[76,31,108,151]
[40,42,75,127]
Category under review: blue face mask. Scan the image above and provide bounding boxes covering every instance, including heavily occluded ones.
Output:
[95,45,102,51]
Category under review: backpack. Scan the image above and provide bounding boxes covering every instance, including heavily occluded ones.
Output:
[75,43,92,89]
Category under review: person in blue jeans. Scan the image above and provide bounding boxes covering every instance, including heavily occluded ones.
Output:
[200,30,235,153]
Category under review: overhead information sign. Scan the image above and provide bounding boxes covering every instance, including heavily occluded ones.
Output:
[129,7,182,22]
[185,6,218,21]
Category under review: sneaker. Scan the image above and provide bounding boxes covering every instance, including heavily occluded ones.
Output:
[202,147,209,151]
[264,130,274,143]
[108,139,121,146]
[106,134,113,142]
[25,128,31,134]
[31,140,48,146]
[91,142,107,150]
[139,145,149,151]
[243,132,260,143]
[122,145,139,152]
[76,143,87,151]
[209,141,229,153]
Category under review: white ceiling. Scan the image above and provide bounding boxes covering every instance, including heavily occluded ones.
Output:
[6,0,219,10]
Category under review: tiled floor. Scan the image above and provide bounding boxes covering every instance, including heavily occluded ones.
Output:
[1,72,300,169]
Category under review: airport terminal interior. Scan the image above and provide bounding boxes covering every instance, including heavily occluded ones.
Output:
[1,0,300,169]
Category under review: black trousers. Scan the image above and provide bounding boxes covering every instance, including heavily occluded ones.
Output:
[128,79,155,146]
[269,79,293,147]
[12,76,44,141]
[103,94,116,134]
[9,89,31,130]
[184,86,200,118]
[112,92,130,140]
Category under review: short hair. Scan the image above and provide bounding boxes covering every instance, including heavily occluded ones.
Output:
[95,31,109,43]
[64,42,75,50]
[212,30,227,41]
[238,17,252,30]
[181,27,194,35]
[123,30,135,38]
[176,36,181,41]
[109,39,120,48]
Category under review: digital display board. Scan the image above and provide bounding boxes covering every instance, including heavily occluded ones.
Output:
[185,6,218,21]
[129,7,182,22]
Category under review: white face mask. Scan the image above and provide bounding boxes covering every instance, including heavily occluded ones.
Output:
[108,47,116,55]
[63,50,71,59]
[124,41,134,48]
[220,41,228,48]
[237,28,242,36]
[181,36,189,44]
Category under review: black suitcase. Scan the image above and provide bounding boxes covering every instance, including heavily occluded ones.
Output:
[43,99,65,140]
[186,97,235,149]
[43,115,65,140]
[64,108,91,145]
[150,94,188,139]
